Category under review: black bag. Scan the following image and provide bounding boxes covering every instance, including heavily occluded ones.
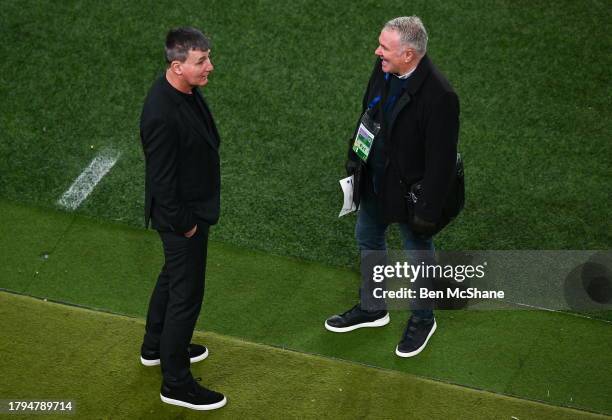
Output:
[406,153,465,235]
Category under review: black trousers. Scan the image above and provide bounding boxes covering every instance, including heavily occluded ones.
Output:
[142,224,209,387]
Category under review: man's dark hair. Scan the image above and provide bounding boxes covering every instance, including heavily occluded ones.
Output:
[165,27,210,64]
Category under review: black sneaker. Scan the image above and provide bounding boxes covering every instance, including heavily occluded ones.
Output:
[324,304,390,333]
[160,378,226,411]
[395,317,437,358]
[141,343,209,367]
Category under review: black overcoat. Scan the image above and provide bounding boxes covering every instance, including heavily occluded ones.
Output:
[349,55,460,223]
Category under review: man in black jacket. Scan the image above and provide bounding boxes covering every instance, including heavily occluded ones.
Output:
[325,17,460,358]
[139,27,226,410]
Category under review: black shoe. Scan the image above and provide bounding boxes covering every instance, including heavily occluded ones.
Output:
[395,317,437,358]
[324,304,390,333]
[141,343,209,367]
[160,378,226,411]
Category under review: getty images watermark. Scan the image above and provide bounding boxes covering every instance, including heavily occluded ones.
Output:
[371,260,501,300]
[359,250,612,312]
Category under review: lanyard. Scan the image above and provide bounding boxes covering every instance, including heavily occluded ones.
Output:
[367,96,381,110]
[366,73,390,110]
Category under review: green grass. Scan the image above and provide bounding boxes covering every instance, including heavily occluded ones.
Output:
[1,1,610,417]
[0,0,610,268]
[1,200,611,415]
[1,291,606,419]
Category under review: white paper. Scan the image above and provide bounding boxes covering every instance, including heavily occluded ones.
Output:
[338,175,357,217]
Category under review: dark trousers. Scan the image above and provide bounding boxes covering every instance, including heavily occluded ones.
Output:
[142,224,209,387]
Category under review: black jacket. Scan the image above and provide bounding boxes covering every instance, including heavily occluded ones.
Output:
[140,75,221,233]
[349,55,459,223]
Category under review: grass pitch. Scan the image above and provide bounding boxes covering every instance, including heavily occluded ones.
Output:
[1,200,610,416]
[0,291,606,419]
[1,0,610,417]
[0,0,610,267]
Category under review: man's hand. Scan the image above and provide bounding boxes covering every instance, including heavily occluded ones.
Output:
[184,224,198,238]
[410,214,437,237]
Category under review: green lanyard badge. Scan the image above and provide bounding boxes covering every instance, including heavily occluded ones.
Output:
[352,96,381,162]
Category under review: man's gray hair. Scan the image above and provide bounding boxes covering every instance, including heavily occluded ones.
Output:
[165,27,210,64]
[383,16,428,55]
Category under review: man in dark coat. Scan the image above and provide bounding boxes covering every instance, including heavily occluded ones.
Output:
[325,17,460,358]
[139,27,226,410]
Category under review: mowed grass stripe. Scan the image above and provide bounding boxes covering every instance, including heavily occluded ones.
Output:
[1,199,611,415]
[0,291,606,420]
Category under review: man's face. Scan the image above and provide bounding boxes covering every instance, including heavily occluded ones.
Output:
[178,49,214,88]
[374,29,410,74]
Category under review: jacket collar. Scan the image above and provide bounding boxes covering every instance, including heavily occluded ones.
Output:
[193,89,221,150]
[404,54,431,95]
[386,54,432,132]
[159,74,188,105]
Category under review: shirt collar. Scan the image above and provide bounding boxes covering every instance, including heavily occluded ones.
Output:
[395,67,416,80]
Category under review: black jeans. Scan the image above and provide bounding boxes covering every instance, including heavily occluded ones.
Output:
[142,223,209,387]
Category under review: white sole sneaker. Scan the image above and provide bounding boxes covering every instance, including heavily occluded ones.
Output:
[140,357,160,367]
[395,319,437,358]
[160,394,227,411]
[141,347,209,367]
[189,348,209,364]
[324,313,390,333]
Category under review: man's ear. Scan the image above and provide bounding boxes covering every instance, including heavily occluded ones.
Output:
[404,49,414,64]
[169,60,183,76]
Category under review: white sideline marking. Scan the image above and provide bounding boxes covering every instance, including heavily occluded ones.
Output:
[57,149,121,210]
[511,301,612,324]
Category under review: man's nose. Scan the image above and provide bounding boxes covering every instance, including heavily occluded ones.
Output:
[374,46,382,56]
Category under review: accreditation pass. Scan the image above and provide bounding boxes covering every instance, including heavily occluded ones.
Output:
[352,122,376,162]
